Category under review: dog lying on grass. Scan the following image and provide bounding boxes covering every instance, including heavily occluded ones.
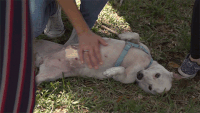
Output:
[34,32,178,94]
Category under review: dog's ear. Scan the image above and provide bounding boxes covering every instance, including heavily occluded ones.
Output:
[150,61,158,67]
[172,72,183,80]
[169,72,173,78]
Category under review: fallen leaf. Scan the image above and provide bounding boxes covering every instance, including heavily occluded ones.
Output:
[168,61,180,68]
[117,96,123,103]
[37,86,43,91]
[93,96,98,102]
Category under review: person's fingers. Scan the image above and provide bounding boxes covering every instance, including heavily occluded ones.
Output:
[88,47,98,69]
[94,45,103,65]
[78,46,84,64]
[84,51,92,69]
[98,38,108,46]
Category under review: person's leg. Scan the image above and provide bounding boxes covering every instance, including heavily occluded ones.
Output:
[0,0,35,112]
[80,0,109,29]
[29,0,58,38]
[43,1,65,38]
[178,0,200,78]
[64,0,109,46]
[190,0,200,62]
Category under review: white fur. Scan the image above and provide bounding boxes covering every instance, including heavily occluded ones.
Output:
[34,32,173,94]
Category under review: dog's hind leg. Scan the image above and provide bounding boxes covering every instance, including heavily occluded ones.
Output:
[36,64,64,85]
[36,57,81,85]
[118,32,140,44]
[34,39,63,56]
[34,40,63,67]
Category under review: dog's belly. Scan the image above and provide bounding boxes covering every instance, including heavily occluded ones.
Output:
[60,38,150,78]
[60,38,126,77]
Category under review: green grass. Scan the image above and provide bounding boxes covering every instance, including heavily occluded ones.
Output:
[34,0,200,112]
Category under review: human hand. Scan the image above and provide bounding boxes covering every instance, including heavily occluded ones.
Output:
[78,30,108,69]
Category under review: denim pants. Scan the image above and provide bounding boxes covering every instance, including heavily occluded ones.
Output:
[29,0,109,38]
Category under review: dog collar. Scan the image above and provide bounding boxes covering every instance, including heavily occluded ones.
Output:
[114,41,153,69]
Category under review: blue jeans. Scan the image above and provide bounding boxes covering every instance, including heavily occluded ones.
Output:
[29,0,109,38]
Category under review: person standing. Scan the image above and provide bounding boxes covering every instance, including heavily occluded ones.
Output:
[0,0,36,112]
[178,0,200,78]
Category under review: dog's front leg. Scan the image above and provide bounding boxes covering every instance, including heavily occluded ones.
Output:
[102,66,136,84]
[102,66,131,83]
[108,65,144,84]
[103,66,125,78]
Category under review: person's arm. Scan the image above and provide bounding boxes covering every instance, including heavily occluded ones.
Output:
[56,0,89,35]
[57,0,108,69]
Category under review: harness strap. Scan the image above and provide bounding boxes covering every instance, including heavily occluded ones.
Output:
[114,41,153,69]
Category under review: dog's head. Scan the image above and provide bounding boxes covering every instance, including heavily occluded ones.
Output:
[136,61,173,94]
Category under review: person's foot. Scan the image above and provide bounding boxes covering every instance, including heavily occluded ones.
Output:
[64,28,79,46]
[44,4,65,38]
[178,54,200,78]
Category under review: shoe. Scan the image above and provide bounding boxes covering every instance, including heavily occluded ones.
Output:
[64,28,79,46]
[44,4,65,38]
[178,54,200,78]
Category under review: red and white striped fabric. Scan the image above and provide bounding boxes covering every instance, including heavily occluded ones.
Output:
[0,0,36,113]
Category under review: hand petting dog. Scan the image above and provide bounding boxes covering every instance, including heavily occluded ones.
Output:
[78,30,108,69]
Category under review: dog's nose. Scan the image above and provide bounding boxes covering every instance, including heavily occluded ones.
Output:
[137,71,143,80]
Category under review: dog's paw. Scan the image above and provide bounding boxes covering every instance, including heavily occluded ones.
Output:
[118,32,140,44]
[103,67,125,77]
[103,70,114,77]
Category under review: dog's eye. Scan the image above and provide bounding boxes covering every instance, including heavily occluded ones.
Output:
[155,73,160,78]
[148,85,152,90]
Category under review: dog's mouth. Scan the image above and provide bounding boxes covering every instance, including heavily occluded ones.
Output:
[134,80,139,85]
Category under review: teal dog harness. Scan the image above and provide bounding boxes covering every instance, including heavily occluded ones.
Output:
[114,41,153,69]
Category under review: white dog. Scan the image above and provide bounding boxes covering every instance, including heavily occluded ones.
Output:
[34,32,175,94]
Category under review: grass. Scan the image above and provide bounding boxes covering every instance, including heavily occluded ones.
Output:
[34,0,200,112]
